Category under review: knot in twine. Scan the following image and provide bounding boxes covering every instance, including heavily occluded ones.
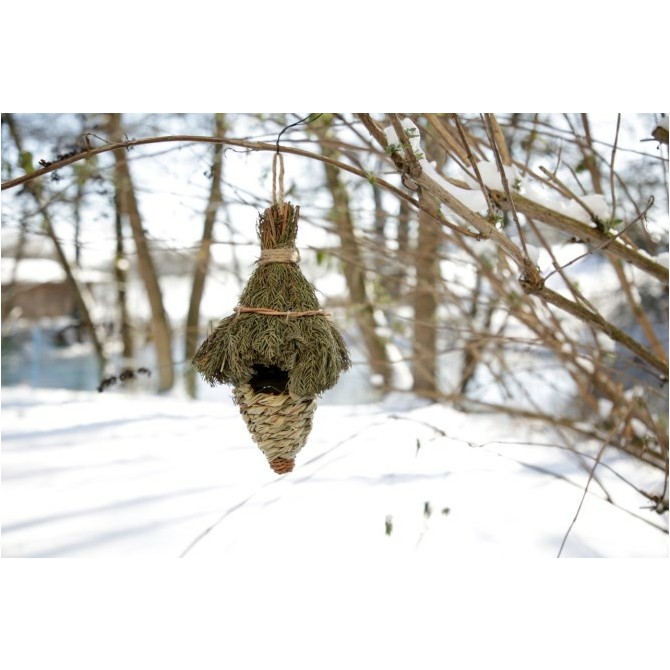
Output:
[257,248,300,265]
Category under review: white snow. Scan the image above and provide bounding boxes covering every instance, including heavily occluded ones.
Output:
[598,398,614,419]
[524,243,540,264]
[2,386,666,559]
[1,258,66,284]
[474,160,519,191]
[522,179,564,210]
[574,355,595,374]
[383,118,423,157]
[422,160,487,212]
[384,120,488,212]
[564,193,610,224]
[507,233,540,265]
[521,181,615,230]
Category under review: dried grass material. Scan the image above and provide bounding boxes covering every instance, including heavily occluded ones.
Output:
[233,383,317,472]
[269,457,295,474]
[192,202,351,398]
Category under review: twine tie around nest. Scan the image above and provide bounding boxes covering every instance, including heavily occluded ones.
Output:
[257,248,300,265]
[233,306,331,320]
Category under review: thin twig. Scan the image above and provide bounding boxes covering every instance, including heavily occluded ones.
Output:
[487,113,512,166]
[609,114,621,222]
[180,418,390,557]
[557,404,635,557]
[610,259,668,366]
[483,113,536,276]
[424,113,470,166]
[521,283,667,375]
[4,129,485,241]
[386,414,666,522]
[387,114,419,168]
[577,113,604,195]
[454,116,495,220]
[490,190,667,283]
[542,196,656,281]
[539,165,599,223]
[526,210,603,320]
[1,133,407,205]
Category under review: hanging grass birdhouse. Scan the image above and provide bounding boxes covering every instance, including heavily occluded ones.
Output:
[192,201,351,474]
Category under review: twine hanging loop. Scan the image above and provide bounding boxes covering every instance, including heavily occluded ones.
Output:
[272,152,285,205]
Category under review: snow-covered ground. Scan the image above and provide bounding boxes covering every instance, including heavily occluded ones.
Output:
[2,385,666,559]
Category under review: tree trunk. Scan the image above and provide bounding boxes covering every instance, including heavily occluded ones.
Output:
[107,113,174,392]
[412,188,441,398]
[2,207,28,322]
[458,275,498,396]
[73,178,83,268]
[318,138,393,388]
[5,114,106,373]
[184,113,226,397]
[113,192,134,359]
[579,113,604,195]
[386,197,410,301]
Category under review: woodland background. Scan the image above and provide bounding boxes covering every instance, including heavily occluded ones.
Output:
[1,100,669,670]
[2,113,668,488]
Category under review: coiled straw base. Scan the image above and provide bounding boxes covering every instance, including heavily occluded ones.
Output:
[233,383,317,474]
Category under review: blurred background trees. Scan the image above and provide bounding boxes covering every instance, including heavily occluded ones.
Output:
[1,112,668,495]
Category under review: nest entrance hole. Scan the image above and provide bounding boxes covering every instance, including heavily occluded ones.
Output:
[249,364,289,395]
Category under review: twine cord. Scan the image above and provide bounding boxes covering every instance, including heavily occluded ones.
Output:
[258,248,300,265]
[271,114,322,206]
[272,152,285,205]
[234,306,331,319]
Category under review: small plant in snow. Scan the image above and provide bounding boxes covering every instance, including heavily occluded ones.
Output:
[385,515,393,536]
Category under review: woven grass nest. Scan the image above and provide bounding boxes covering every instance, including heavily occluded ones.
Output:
[192,202,351,474]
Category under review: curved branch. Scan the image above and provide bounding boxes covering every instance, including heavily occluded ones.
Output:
[3,132,482,239]
[2,133,415,200]
[521,282,668,376]
[491,190,669,284]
